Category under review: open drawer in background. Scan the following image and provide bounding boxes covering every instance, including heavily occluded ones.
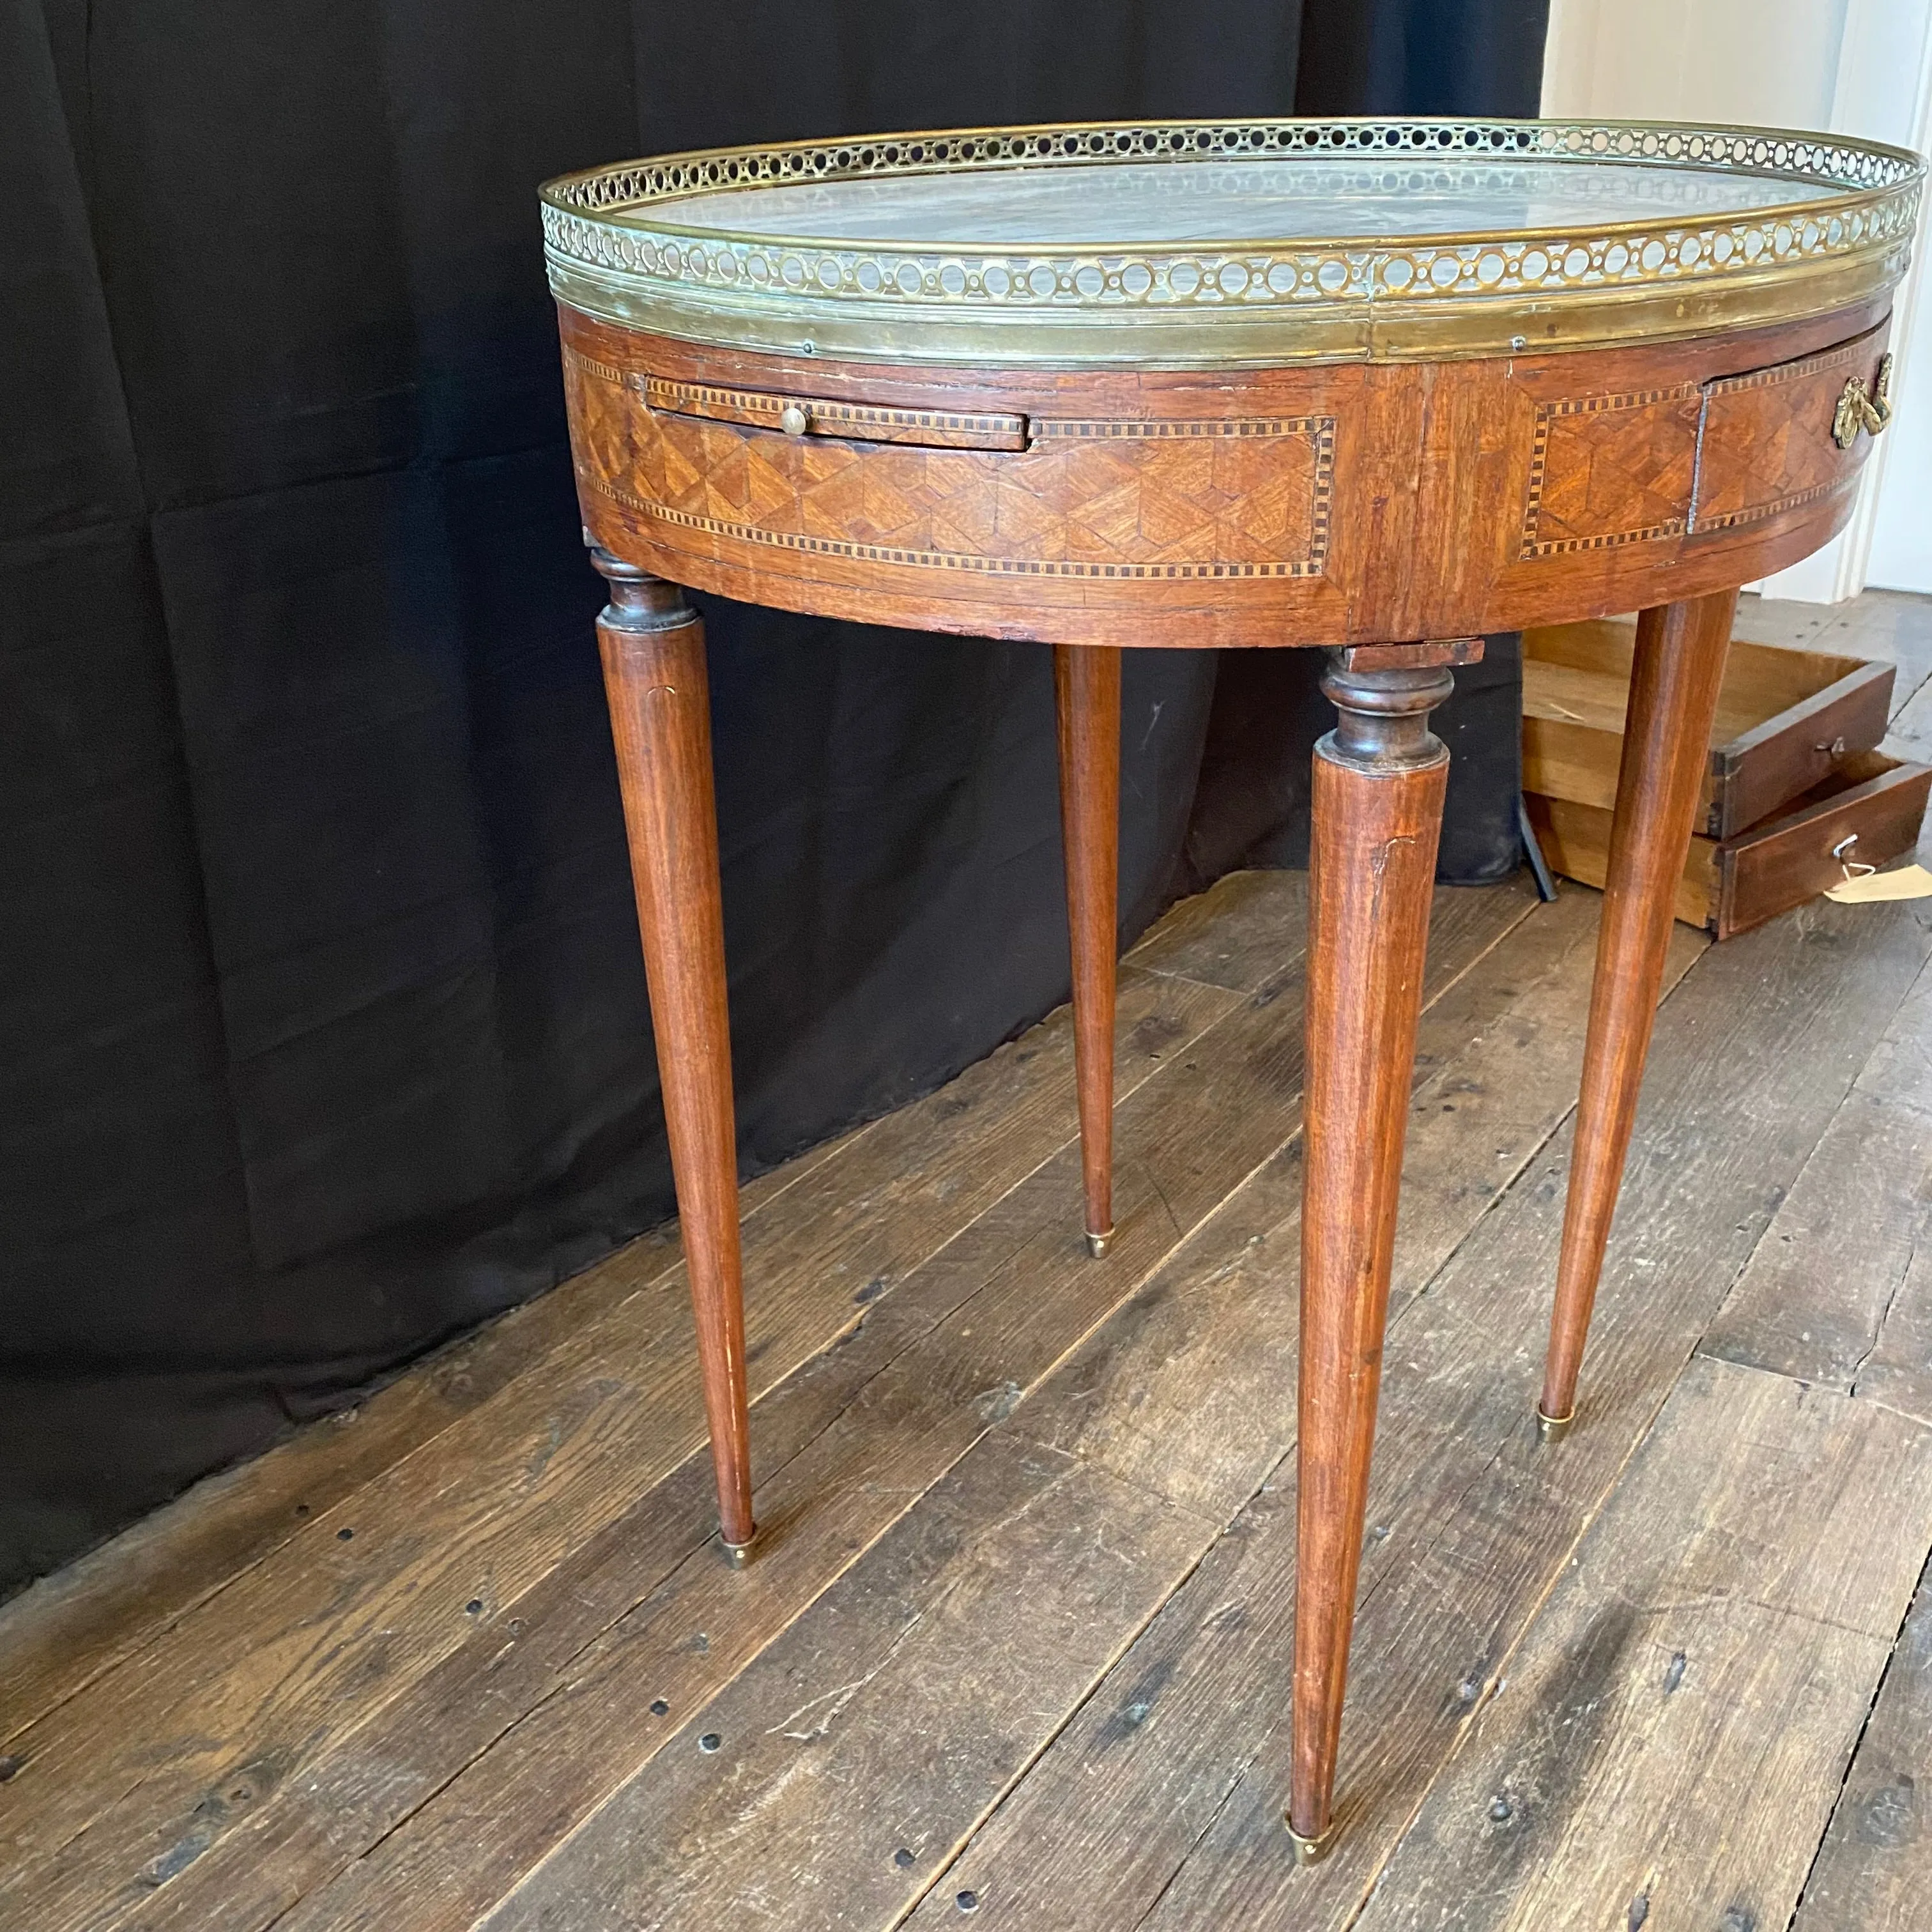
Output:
[1522,618,1896,839]
[1526,751,1932,942]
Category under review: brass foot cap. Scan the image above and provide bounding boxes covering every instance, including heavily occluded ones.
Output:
[722,1530,758,1569]
[1284,1816,1337,1867]
[1085,1226,1116,1260]
[1535,1407,1575,1445]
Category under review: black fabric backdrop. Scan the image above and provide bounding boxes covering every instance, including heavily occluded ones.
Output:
[1,0,1547,1595]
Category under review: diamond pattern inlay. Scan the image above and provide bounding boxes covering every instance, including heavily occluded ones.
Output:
[1519,385,1703,558]
[569,350,1334,581]
[1691,334,1878,533]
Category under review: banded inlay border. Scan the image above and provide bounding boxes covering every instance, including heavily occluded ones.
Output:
[1519,381,1700,559]
[570,348,1337,579]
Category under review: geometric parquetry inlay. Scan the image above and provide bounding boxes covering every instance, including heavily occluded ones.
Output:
[1690,334,1875,534]
[567,351,1335,581]
[1519,383,1703,559]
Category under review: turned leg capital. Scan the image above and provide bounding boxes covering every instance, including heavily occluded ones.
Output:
[588,546,695,634]
[1317,657,1456,773]
[1317,639,1480,772]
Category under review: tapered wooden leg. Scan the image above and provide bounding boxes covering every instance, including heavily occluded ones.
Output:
[1055,644,1122,1258]
[1538,588,1736,1439]
[593,549,756,1560]
[1289,649,1455,1862]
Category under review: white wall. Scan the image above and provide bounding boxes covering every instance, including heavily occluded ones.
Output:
[1543,0,1849,127]
[1542,0,1932,599]
[1869,216,1932,588]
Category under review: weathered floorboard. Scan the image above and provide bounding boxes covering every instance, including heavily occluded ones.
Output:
[247,890,1529,1932]
[479,1433,1214,1932]
[0,962,1243,1929]
[918,896,1932,1932]
[901,899,1707,1931]
[0,1131,847,1742]
[1791,1561,1932,1932]
[1702,948,1932,1421]
[1017,888,1698,1524]
[1138,896,1932,1932]
[8,829,1932,1932]
[3,864,1314,1744]
[1124,869,1310,994]
[1353,1356,1932,1932]
[125,1072,1228,1932]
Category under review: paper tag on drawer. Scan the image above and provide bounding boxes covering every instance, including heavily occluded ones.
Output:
[1825,862,1932,903]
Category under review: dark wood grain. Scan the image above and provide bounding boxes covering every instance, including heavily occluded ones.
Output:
[1291,656,1453,1851]
[1055,644,1122,1254]
[1540,589,1738,1430]
[594,551,755,1554]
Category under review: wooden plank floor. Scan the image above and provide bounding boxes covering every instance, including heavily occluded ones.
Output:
[4,592,1932,1931]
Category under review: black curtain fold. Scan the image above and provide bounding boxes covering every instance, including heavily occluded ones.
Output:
[0,0,1545,1595]
[1298,0,1554,118]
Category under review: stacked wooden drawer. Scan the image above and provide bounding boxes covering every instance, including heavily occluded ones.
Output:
[1522,618,1932,939]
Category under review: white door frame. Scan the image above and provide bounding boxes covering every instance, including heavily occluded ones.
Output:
[1542,0,1932,602]
[1763,0,1932,600]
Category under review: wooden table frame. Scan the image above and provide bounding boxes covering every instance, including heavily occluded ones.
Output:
[549,119,1919,1862]
[588,539,1751,1858]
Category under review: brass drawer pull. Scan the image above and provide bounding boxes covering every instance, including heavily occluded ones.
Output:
[644,376,1029,452]
[1832,352,1893,448]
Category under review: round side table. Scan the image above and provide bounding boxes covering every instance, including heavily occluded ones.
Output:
[540,118,1922,1860]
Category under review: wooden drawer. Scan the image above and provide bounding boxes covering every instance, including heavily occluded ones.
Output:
[1524,618,1895,838]
[1526,751,1932,941]
[1689,323,1892,539]
[642,375,1032,450]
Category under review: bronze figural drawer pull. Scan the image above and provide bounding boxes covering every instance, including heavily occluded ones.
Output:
[643,375,1030,452]
[1832,351,1894,448]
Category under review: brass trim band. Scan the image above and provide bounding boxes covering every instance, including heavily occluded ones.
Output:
[540,117,1922,367]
